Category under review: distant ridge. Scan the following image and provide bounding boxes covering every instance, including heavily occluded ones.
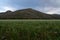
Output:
[0,8,60,19]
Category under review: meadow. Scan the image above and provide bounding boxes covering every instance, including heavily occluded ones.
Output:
[0,20,60,40]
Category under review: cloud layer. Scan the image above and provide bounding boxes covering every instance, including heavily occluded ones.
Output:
[0,0,60,14]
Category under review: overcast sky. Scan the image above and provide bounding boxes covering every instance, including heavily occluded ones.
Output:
[0,0,60,14]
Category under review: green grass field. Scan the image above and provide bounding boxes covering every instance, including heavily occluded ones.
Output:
[0,20,60,40]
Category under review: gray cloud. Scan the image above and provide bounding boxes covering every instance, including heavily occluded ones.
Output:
[0,0,60,14]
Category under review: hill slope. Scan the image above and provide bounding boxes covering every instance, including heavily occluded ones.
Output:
[0,8,60,19]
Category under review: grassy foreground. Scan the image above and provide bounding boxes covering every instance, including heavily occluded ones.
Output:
[0,20,60,40]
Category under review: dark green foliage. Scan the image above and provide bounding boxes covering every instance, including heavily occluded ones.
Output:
[0,21,60,40]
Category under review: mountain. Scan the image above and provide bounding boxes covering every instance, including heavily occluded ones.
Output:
[0,8,60,19]
[52,14,60,19]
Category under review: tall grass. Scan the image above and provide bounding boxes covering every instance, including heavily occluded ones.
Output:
[0,21,60,40]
